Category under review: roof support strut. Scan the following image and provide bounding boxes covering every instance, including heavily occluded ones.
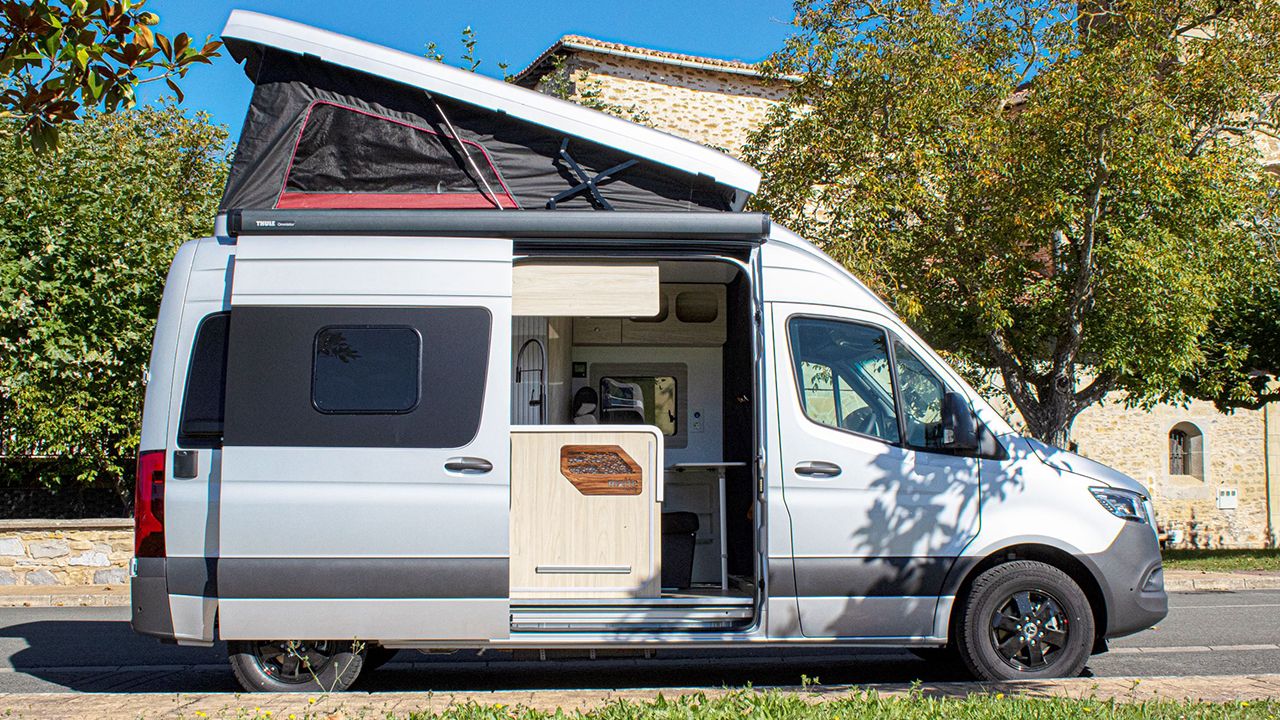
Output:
[546,139,638,210]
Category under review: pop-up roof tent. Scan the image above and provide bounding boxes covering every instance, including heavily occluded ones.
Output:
[219,12,762,214]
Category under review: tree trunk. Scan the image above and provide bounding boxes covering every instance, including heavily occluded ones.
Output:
[1040,424,1072,450]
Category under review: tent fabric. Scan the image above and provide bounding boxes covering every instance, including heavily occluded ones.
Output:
[220,48,737,213]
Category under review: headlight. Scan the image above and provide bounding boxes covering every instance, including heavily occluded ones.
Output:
[1090,487,1149,524]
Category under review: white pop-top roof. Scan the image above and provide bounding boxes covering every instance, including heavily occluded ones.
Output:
[221,11,762,196]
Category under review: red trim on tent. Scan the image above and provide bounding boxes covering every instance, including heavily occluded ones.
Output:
[276,192,518,210]
[275,100,520,210]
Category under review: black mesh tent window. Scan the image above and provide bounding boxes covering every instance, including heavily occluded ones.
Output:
[276,101,517,210]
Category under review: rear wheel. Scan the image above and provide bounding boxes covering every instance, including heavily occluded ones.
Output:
[957,560,1094,681]
[228,640,365,693]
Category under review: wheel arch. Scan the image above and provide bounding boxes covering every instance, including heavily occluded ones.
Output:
[943,542,1108,650]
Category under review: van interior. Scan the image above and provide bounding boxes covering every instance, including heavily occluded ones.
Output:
[507,257,759,632]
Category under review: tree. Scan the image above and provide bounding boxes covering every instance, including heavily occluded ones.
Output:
[0,104,229,500]
[1,0,221,151]
[745,0,1280,446]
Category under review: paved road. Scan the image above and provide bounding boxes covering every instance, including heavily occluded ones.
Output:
[0,590,1274,693]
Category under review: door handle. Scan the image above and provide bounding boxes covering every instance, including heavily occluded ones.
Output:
[794,461,842,478]
[444,457,493,474]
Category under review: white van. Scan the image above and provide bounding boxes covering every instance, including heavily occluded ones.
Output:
[131,11,1167,693]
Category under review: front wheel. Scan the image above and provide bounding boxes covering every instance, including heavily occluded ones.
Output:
[228,640,365,693]
[956,560,1094,681]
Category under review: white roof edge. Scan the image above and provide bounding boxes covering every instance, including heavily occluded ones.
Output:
[220,10,762,195]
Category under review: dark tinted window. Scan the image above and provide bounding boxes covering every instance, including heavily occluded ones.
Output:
[312,326,421,414]
[179,313,231,444]
[788,317,900,444]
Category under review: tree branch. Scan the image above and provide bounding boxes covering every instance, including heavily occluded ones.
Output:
[1050,128,1109,380]
[1071,370,1117,414]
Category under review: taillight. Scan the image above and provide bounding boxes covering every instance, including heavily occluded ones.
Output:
[134,450,166,557]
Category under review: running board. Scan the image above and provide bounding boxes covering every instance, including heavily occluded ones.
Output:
[511,597,754,633]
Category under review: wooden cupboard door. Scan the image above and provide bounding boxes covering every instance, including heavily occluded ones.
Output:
[510,429,662,599]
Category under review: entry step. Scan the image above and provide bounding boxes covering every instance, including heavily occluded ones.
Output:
[511,596,754,632]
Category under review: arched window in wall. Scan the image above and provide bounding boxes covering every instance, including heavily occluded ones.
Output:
[1169,422,1205,480]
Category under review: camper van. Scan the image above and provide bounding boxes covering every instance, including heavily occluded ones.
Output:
[131,11,1167,693]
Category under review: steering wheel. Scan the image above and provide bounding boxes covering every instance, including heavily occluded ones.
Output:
[843,407,883,437]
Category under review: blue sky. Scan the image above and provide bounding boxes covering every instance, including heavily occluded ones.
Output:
[144,1,797,134]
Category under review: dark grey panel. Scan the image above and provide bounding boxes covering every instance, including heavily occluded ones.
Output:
[768,560,798,597]
[229,209,770,241]
[223,306,490,448]
[168,557,509,599]
[131,558,174,640]
[1087,522,1168,638]
[167,557,219,598]
[790,557,956,598]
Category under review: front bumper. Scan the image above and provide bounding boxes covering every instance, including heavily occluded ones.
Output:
[1087,520,1168,638]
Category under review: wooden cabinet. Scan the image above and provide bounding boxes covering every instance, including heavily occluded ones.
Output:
[510,427,663,600]
[573,317,622,345]
[573,285,727,347]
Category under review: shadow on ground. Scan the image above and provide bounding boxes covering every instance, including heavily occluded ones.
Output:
[0,618,1003,693]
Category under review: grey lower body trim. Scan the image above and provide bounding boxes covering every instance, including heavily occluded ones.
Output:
[1087,522,1168,638]
[770,556,955,597]
[218,598,509,641]
[130,557,174,640]
[793,595,940,639]
[167,557,509,599]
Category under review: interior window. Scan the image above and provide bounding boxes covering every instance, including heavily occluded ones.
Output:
[789,317,900,444]
[178,312,231,445]
[600,376,677,435]
[312,326,421,414]
[894,341,947,448]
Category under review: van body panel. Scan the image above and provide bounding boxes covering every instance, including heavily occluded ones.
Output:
[766,300,981,638]
[139,240,200,454]
[212,235,513,641]
[231,235,511,305]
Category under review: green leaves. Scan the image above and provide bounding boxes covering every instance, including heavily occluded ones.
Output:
[0,104,229,492]
[0,0,222,152]
[747,0,1280,444]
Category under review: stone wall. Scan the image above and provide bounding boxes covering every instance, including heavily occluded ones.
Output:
[1072,398,1275,548]
[545,53,789,157]
[0,519,132,586]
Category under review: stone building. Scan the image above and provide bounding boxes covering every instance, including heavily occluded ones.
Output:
[515,36,1280,548]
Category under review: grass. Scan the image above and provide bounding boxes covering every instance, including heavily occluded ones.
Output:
[1162,548,1280,573]
[227,690,1279,720]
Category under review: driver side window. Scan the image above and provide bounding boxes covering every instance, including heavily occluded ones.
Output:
[789,317,900,444]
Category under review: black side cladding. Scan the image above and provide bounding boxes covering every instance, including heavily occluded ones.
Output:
[222,306,491,449]
[220,48,737,212]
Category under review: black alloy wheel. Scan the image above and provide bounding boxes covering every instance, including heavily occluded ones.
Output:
[957,560,1094,681]
[989,589,1070,670]
[228,639,365,692]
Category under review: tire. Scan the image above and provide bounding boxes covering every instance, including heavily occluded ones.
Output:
[228,640,365,693]
[362,645,399,672]
[956,560,1094,681]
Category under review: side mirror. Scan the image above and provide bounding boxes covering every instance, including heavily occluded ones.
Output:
[941,392,979,452]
